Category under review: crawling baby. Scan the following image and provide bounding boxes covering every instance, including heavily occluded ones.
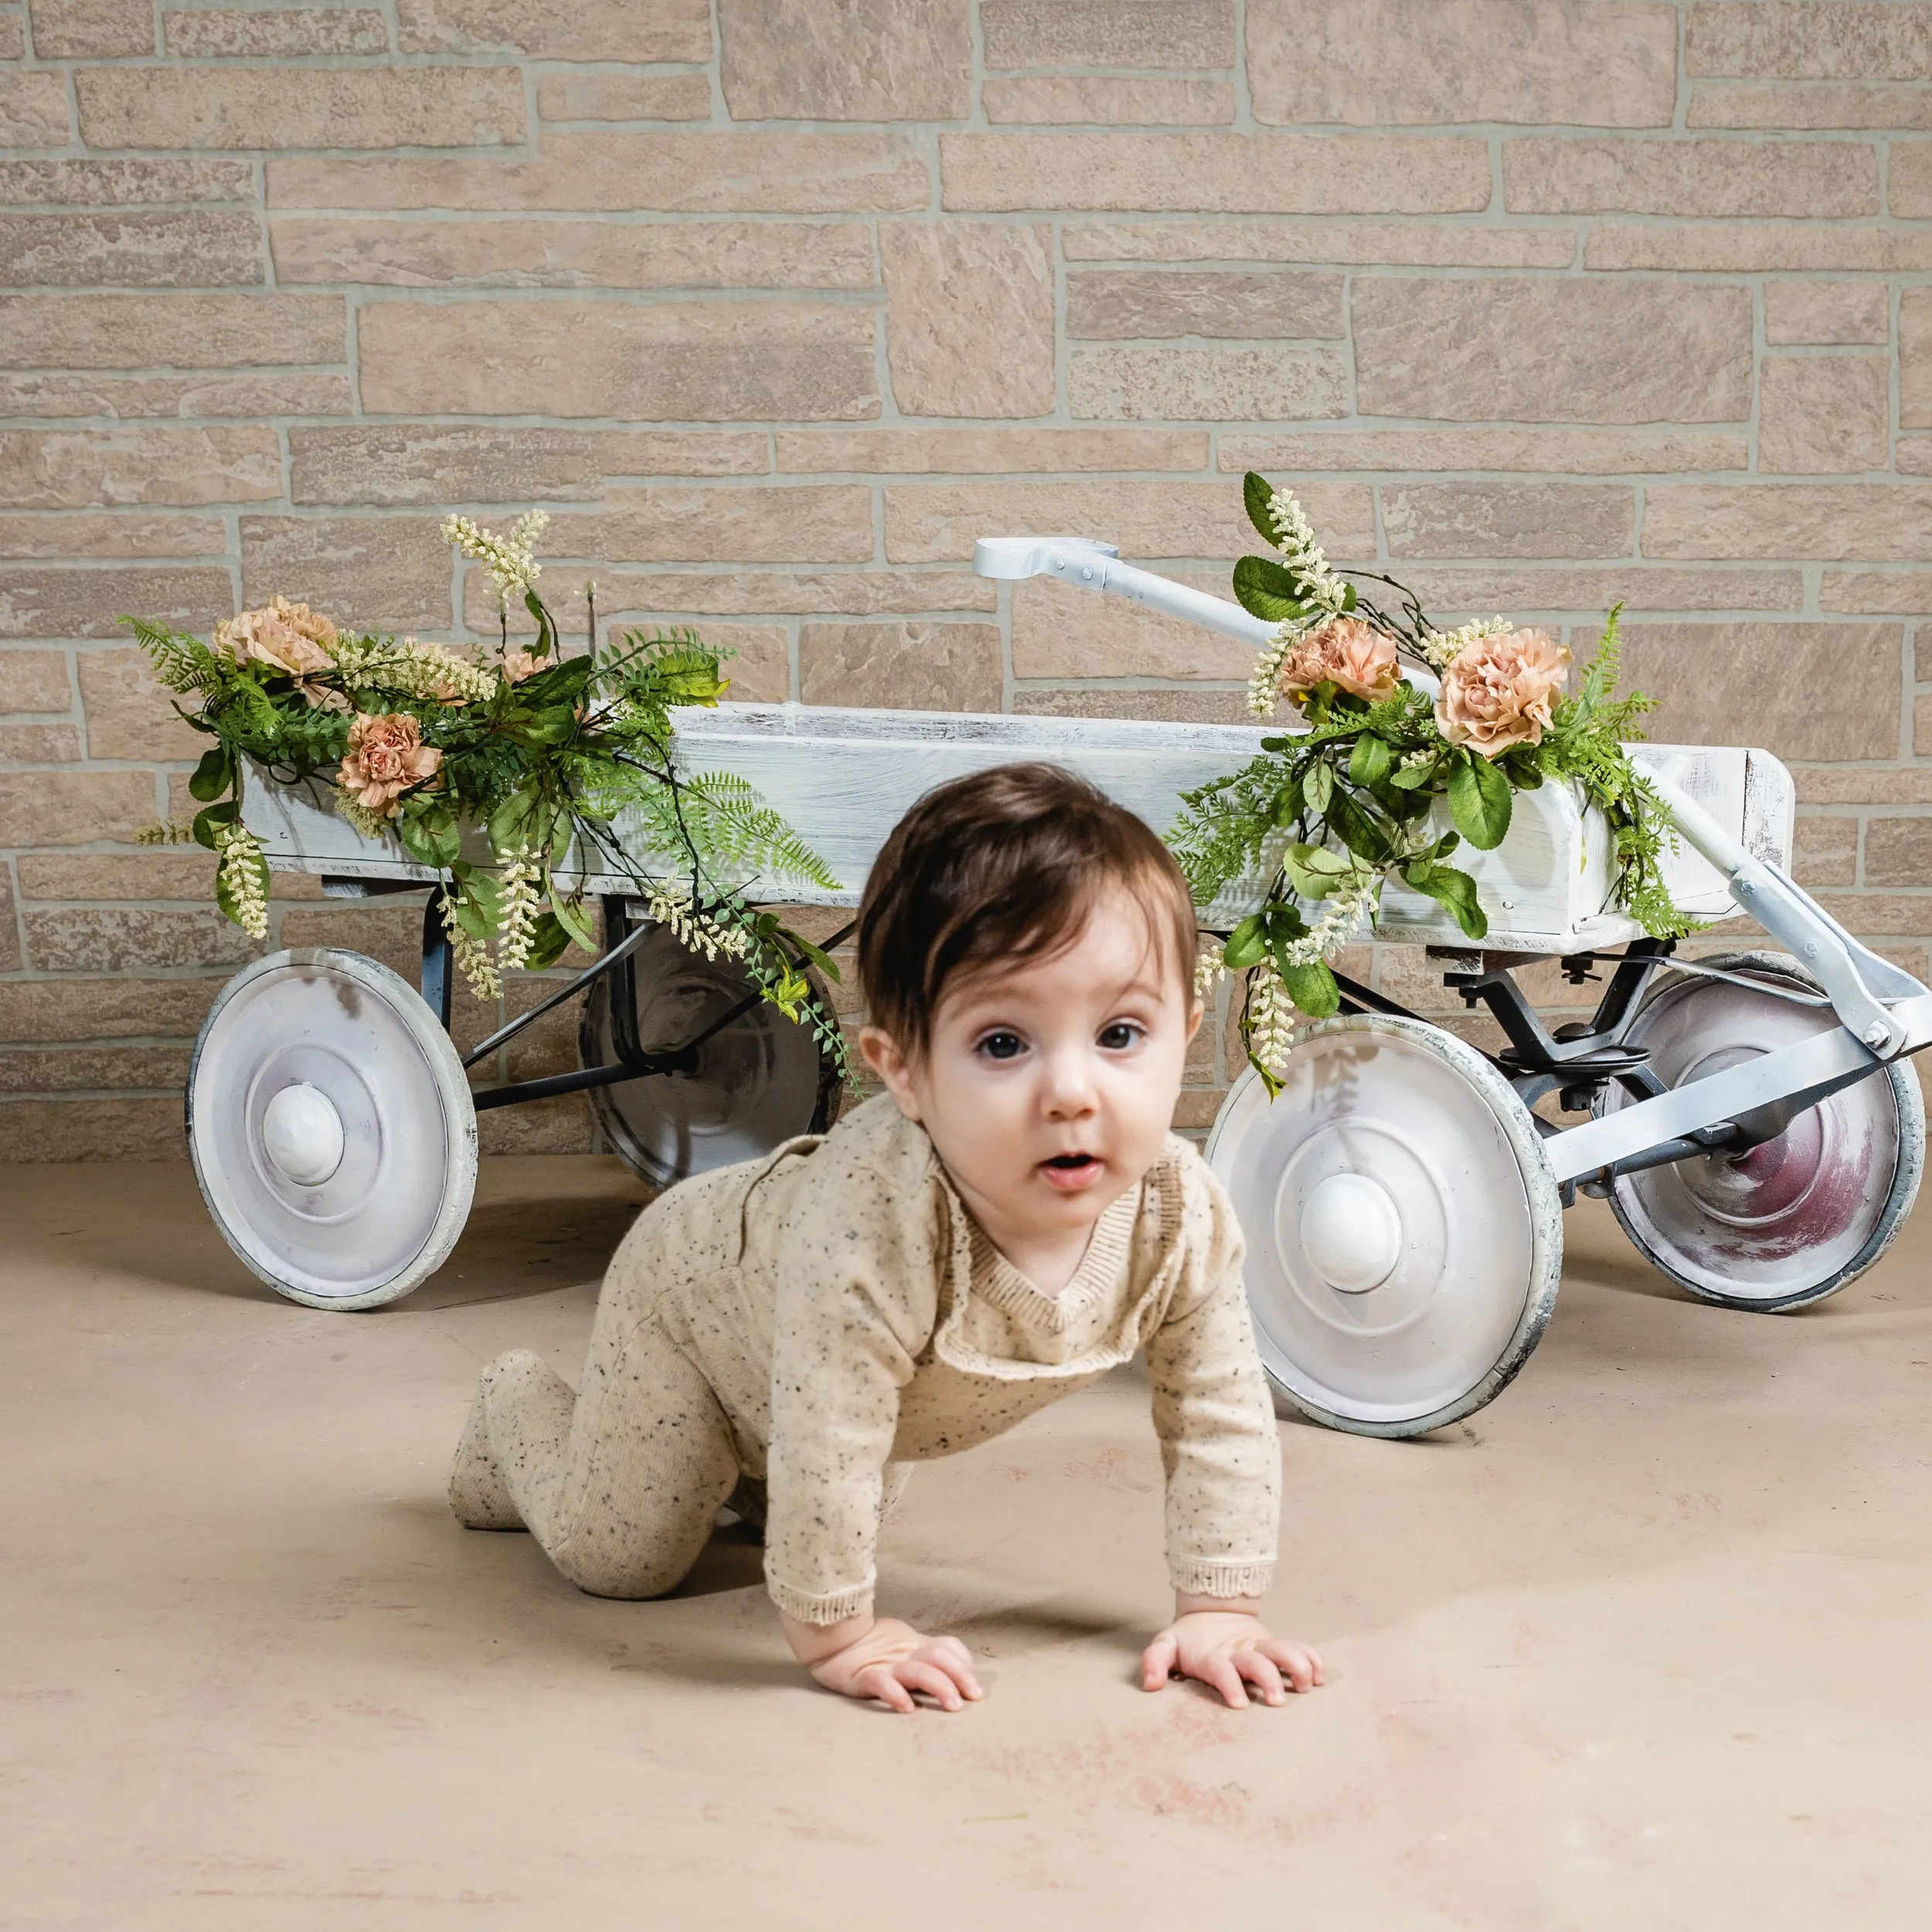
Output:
[451,761,1323,1713]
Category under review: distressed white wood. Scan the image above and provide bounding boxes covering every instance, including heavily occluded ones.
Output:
[242,705,1794,955]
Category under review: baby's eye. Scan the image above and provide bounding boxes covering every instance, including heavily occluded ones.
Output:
[975,1030,1027,1061]
[1097,1021,1144,1051]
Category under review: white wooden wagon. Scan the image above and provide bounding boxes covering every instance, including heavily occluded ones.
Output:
[189,539,1931,1438]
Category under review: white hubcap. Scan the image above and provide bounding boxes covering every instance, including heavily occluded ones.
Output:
[260,1080,345,1186]
[1299,1172,1402,1293]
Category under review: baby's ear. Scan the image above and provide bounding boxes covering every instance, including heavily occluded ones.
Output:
[858,1025,923,1121]
[1184,999,1204,1043]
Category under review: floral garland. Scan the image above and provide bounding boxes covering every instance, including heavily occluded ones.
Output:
[1173,473,1694,1094]
[131,514,851,1077]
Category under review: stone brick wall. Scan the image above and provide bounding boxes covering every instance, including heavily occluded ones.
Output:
[3,0,1931,1159]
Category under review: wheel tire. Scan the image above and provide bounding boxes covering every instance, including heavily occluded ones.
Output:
[188,949,478,1311]
[1207,1015,1564,1439]
[1594,950,1925,1311]
[580,922,842,1196]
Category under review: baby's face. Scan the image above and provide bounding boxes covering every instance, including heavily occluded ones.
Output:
[862,894,1199,1250]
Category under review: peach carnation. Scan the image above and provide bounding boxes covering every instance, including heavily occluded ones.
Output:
[1277,615,1401,706]
[216,596,338,680]
[1434,627,1571,757]
[338,710,442,818]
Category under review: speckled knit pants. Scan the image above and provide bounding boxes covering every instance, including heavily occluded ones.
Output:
[449,1316,743,1600]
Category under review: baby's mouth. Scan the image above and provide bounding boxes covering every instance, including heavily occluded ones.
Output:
[1039,1151,1104,1191]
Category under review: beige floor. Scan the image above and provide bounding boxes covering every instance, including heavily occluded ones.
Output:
[2,1158,1929,1932]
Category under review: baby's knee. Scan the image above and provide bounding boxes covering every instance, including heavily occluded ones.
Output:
[548,1532,693,1602]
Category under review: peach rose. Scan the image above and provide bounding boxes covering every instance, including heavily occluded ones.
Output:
[1434,627,1571,757]
[501,648,546,685]
[1277,615,1401,706]
[338,710,442,818]
[216,596,338,679]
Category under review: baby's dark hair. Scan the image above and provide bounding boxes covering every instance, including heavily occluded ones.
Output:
[855,763,1199,1060]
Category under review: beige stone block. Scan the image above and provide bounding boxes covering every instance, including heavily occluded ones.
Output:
[1384,484,1634,560]
[270,216,875,292]
[0,865,15,973]
[0,211,264,288]
[1892,438,1932,475]
[0,975,219,1043]
[1760,356,1890,473]
[1862,816,1932,886]
[0,373,354,420]
[1063,219,1575,269]
[1012,570,1251,680]
[268,134,928,216]
[240,519,450,634]
[1395,563,1804,615]
[544,488,874,566]
[279,902,430,981]
[1889,141,1932,215]
[940,134,1491,216]
[165,7,386,54]
[0,13,24,58]
[1781,889,1932,934]
[476,1092,594,1155]
[1791,813,1859,886]
[1222,428,1750,474]
[1900,289,1932,426]
[292,427,765,507]
[1687,2,1932,78]
[541,569,995,619]
[77,66,526,151]
[399,0,709,59]
[0,1097,184,1160]
[774,428,1206,474]
[0,294,344,372]
[0,723,80,761]
[1013,687,1250,724]
[884,478,1372,565]
[0,1045,193,1094]
[0,650,71,712]
[26,0,151,55]
[1250,0,1678,127]
[982,77,1235,125]
[15,851,216,900]
[78,648,204,762]
[799,621,1001,713]
[0,429,281,511]
[1505,138,1878,216]
[0,567,231,640]
[1821,570,1932,614]
[1586,223,1932,271]
[359,301,879,423]
[882,223,1054,420]
[1066,269,1342,341]
[1765,280,1890,344]
[981,0,1233,66]
[0,72,70,147]
[0,160,257,205]
[1794,765,1932,804]
[719,0,970,121]
[0,770,157,845]
[1068,345,1346,422]
[536,73,711,123]
[1354,277,1753,423]
[1920,692,1932,756]
[1618,621,1901,760]
[1689,80,1932,128]
[0,515,225,561]
[1645,484,1932,559]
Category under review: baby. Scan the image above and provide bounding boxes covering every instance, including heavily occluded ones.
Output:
[451,762,1324,1713]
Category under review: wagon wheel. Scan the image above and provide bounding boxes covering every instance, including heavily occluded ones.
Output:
[1207,1015,1564,1440]
[188,949,478,1311]
[580,921,843,1196]
[1592,950,1924,1311]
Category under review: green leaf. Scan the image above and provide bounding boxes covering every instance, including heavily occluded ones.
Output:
[1348,732,1393,788]
[487,784,541,855]
[522,911,573,971]
[1232,555,1312,624]
[1268,774,1304,828]
[213,835,270,934]
[777,925,843,985]
[1284,842,1349,900]
[1446,751,1513,851]
[188,746,233,804]
[1389,755,1437,791]
[1223,913,1270,970]
[522,704,579,745]
[549,886,597,954]
[1281,960,1340,1017]
[1402,861,1488,940]
[524,587,559,662]
[1325,784,1391,863]
[1243,471,1278,547]
[191,801,239,851]
[1302,760,1334,816]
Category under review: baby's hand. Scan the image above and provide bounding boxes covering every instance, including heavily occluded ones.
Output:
[804,1616,985,1714]
[1141,1607,1324,1709]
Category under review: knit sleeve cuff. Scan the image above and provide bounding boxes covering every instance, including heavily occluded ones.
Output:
[1169,1556,1276,1600]
[767,1571,876,1627]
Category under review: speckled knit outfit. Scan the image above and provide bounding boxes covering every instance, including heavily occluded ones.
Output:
[450,1093,1281,1622]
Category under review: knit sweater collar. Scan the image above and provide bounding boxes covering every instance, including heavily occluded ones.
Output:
[964,1186,1141,1333]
